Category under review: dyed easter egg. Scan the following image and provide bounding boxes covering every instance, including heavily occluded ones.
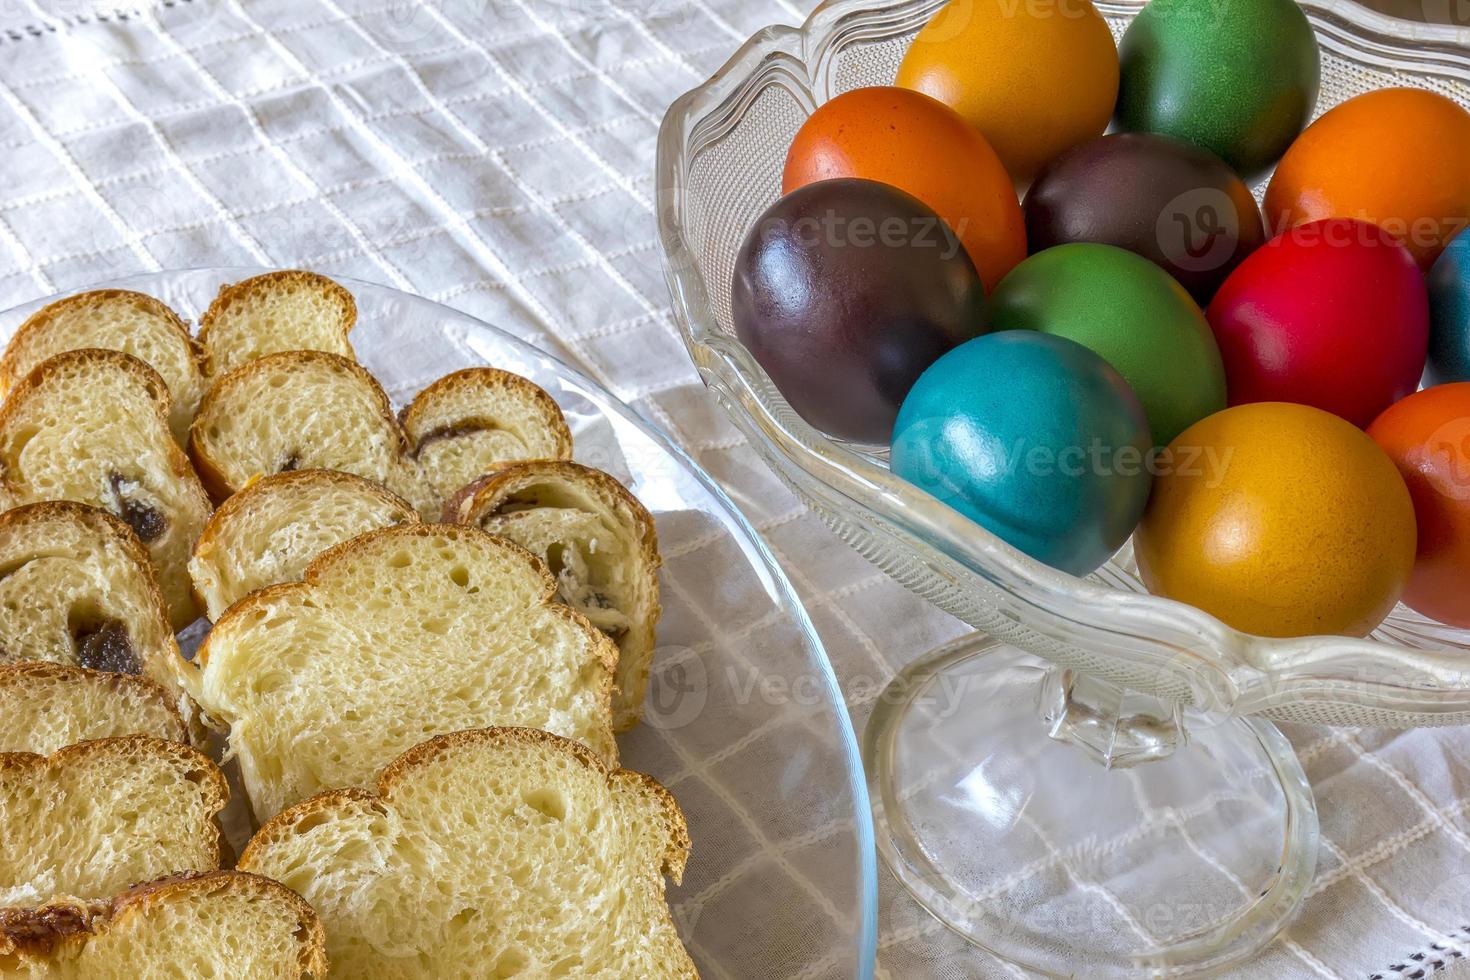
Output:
[891,331,1152,576]
[1428,228,1470,385]
[1023,133,1266,302]
[1369,384,1470,628]
[1137,403,1416,638]
[988,244,1226,447]
[1265,88,1470,268]
[1207,219,1429,428]
[1115,0,1319,179]
[896,0,1118,182]
[783,87,1026,291]
[731,179,987,444]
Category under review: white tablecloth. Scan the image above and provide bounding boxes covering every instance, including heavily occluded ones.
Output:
[0,1,1466,976]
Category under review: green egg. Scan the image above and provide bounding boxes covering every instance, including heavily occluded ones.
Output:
[988,244,1227,447]
[1115,0,1321,179]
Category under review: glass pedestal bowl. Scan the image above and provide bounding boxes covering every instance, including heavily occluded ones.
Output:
[656,2,1470,976]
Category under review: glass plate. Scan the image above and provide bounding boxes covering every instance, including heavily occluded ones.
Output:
[0,268,880,980]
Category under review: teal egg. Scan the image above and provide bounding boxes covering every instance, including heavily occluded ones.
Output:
[988,244,1226,447]
[1429,228,1470,385]
[891,332,1153,576]
[1116,0,1321,179]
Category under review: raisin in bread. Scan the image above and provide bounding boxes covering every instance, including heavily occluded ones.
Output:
[400,368,572,503]
[190,353,572,517]
[446,461,661,731]
[189,351,432,512]
[0,736,226,909]
[197,270,356,379]
[0,291,203,445]
[0,663,187,756]
[239,728,694,979]
[0,871,327,978]
[0,351,212,628]
[189,523,618,820]
[189,470,419,621]
[0,502,188,702]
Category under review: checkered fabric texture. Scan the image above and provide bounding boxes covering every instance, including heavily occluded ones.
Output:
[0,1,1466,976]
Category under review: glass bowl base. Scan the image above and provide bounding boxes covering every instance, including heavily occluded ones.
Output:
[864,635,1320,978]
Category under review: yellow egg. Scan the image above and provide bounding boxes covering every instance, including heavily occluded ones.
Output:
[896,0,1119,182]
[1135,403,1417,638]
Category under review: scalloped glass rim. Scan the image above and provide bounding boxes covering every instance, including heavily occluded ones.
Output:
[0,267,880,980]
[656,0,1470,725]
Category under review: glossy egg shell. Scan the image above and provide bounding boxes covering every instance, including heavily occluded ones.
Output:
[1207,219,1429,428]
[1265,87,1470,269]
[783,86,1026,292]
[988,244,1226,448]
[1115,0,1319,179]
[1369,384,1470,628]
[896,0,1118,182]
[731,178,987,444]
[1137,403,1417,638]
[891,331,1153,577]
[1428,229,1470,385]
[1023,133,1266,303]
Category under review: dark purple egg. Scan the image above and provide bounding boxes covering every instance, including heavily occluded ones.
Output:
[1023,133,1267,302]
[731,178,987,443]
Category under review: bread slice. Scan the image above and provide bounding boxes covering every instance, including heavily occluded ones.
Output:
[0,871,327,977]
[0,736,226,908]
[400,367,573,503]
[0,291,204,445]
[189,470,420,622]
[0,663,187,756]
[0,502,189,699]
[446,461,661,731]
[190,354,573,518]
[239,727,694,979]
[197,270,357,380]
[189,351,433,511]
[191,523,618,820]
[0,352,213,628]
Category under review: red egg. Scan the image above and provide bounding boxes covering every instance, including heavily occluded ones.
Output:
[1207,218,1430,427]
[1368,383,1470,628]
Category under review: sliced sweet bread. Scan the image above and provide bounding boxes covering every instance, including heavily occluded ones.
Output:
[0,736,226,909]
[197,270,356,379]
[0,351,213,628]
[0,871,328,977]
[190,353,573,518]
[239,727,694,980]
[0,663,187,755]
[190,523,618,820]
[189,351,434,512]
[0,290,204,444]
[189,470,420,621]
[0,502,188,701]
[446,461,661,731]
[400,367,573,503]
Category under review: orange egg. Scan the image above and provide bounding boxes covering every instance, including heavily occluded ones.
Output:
[1265,88,1470,268]
[896,0,1119,183]
[784,86,1026,291]
[1135,403,1417,638]
[1368,383,1470,628]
